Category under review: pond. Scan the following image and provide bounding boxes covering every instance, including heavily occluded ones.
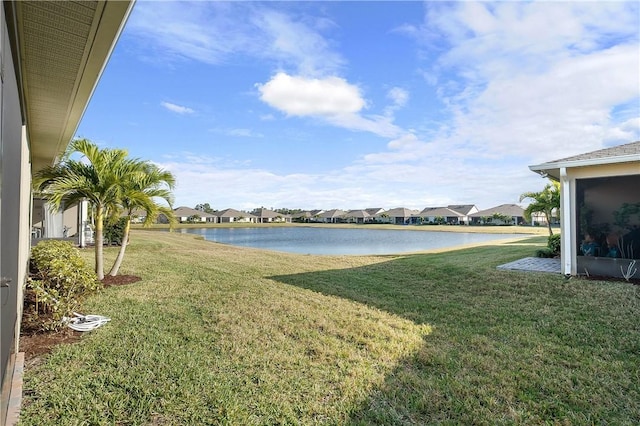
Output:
[177,227,525,255]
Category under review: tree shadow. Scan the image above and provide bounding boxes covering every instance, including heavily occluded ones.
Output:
[268,245,550,423]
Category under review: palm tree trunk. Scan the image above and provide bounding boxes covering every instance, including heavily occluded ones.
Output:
[545,211,554,236]
[108,218,131,276]
[95,206,105,280]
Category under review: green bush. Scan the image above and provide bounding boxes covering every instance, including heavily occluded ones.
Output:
[535,248,554,258]
[547,233,561,255]
[25,240,100,331]
[104,217,127,245]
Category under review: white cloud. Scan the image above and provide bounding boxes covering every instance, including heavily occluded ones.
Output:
[161,102,194,115]
[362,133,431,164]
[257,72,402,138]
[325,113,401,138]
[401,1,640,162]
[257,72,365,116]
[384,87,409,117]
[132,2,638,211]
[387,87,409,108]
[159,149,540,211]
[251,9,344,76]
[128,2,343,75]
[227,128,264,138]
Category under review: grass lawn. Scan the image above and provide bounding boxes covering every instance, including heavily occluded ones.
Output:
[20,231,639,425]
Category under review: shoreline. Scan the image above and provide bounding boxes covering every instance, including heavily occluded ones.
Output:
[131,227,547,258]
[136,222,551,236]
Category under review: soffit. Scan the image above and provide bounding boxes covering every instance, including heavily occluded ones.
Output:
[12,0,133,172]
[529,141,640,180]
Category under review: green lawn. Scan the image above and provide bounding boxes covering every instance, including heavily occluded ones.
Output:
[20,231,639,425]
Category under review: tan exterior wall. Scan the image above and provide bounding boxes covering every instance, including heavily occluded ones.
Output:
[566,162,640,179]
[16,127,31,352]
[63,204,80,237]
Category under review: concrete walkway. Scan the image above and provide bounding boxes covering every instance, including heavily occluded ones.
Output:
[6,352,24,426]
[497,257,561,274]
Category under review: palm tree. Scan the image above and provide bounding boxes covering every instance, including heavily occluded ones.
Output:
[107,161,176,276]
[35,139,141,279]
[520,181,560,236]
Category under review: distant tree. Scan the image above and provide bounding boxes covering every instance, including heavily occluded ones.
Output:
[195,203,215,214]
[492,213,512,225]
[187,214,202,223]
[275,208,303,215]
[520,181,560,236]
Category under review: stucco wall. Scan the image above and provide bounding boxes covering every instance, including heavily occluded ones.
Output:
[1,11,30,424]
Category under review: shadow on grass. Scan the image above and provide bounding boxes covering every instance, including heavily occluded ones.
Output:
[269,242,637,424]
[271,243,541,326]
[269,244,544,423]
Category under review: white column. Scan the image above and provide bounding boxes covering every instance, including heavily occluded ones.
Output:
[560,167,573,275]
[43,202,64,238]
[77,199,93,247]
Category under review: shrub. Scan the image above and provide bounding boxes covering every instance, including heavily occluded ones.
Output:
[24,240,100,331]
[547,234,561,255]
[535,248,554,258]
[104,217,127,245]
[187,214,202,223]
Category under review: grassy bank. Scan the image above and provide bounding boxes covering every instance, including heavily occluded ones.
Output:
[20,231,639,424]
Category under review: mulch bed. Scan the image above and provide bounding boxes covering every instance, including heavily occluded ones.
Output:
[101,274,142,287]
[20,275,142,363]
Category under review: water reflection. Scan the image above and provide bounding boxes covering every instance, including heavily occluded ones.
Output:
[178,227,523,255]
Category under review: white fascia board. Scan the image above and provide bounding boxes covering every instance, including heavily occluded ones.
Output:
[530,153,640,172]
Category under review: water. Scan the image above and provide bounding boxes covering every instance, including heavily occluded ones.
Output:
[177,227,523,255]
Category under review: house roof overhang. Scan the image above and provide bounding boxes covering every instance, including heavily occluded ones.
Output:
[529,155,640,180]
[5,0,134,173]
[529,142,640,180]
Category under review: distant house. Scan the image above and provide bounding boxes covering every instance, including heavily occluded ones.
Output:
[216,208,257,223]
[529,141,640,278]
[343,210,372,224]
[378,208,420,225]
[530,211,555,227]
[413,207,465,224]
[127,208,148,224]
[447,204,479,224]
[173,206,217,223]
[470,204,525,225]
[365,208,385,216]
[253,208,292,223]
[318,209,347,223]
[292,210,323,222]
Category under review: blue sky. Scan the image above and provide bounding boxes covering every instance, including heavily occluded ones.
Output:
[76,1,640,211]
